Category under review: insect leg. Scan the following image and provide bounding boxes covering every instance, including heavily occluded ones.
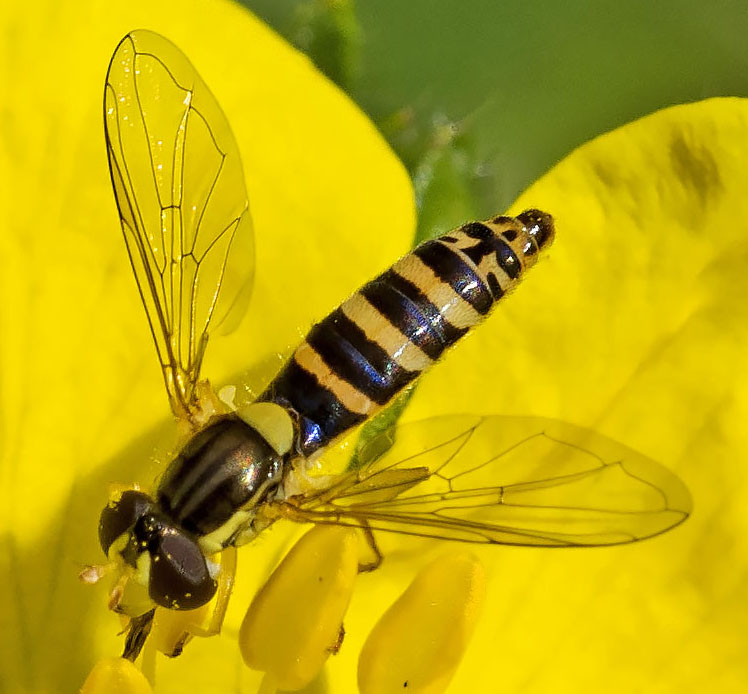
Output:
[277,503,384,570]
[153,547,238,657]
[187,546,238,638]
[123,609,155,661]
[358,521,383,573]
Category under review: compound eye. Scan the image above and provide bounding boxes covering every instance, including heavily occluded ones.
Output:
[98,490,155,555]
[148,528,217,610]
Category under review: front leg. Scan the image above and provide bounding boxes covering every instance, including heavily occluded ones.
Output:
[153,546,238,657]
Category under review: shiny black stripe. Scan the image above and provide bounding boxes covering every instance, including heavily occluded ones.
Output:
[359,279,445,360]
[460,222,522,282]
[258,358,366,455]
[460,221,495,240]
[308,310,419,406]
[383,269,470,347]
[414,239,494,315]
[494,237,522,279]
[486,272,504,299]
[306,322,391,405]
[328,308,402,377]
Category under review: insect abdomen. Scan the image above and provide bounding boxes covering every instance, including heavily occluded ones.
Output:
[259,209,554,456]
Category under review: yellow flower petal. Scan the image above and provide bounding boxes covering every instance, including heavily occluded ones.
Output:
[358,552,486,694]
[80,658,153,694]
[239,526,359,691]
[0,2,412,692]
[150,604,211,658]
[398,97,748,692]
[4,0,746,688]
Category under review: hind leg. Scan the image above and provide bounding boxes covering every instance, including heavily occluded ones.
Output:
[357,521,383,573]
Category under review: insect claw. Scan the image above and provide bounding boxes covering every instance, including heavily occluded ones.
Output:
[358,523,383,572]
[164,632,191,658]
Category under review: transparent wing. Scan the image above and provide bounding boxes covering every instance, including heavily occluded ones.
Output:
[104,30,254,420]
[287,415,691,547]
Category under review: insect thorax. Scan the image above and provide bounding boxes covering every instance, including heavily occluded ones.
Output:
[156,404,294,550]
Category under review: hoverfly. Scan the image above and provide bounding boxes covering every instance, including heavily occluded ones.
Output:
[87,29,691,665]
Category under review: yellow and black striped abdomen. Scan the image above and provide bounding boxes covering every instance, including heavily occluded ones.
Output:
[259,209,555,456]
